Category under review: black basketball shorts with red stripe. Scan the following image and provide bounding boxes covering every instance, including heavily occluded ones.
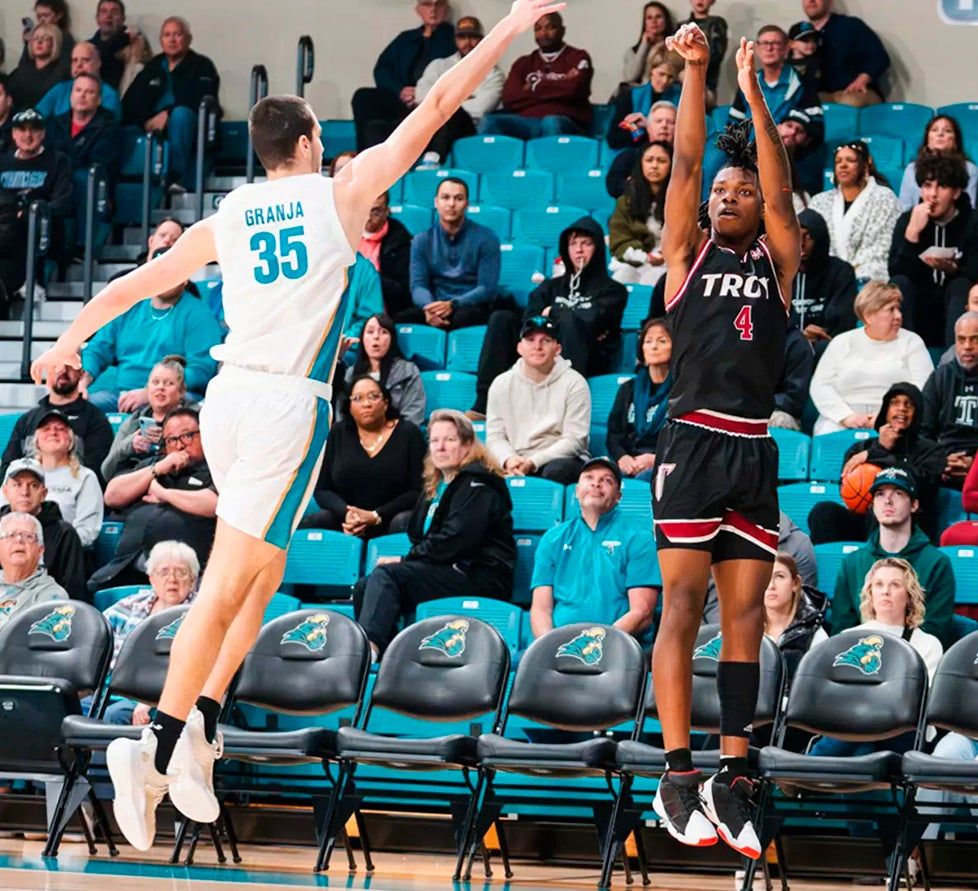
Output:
[652,412,780,563]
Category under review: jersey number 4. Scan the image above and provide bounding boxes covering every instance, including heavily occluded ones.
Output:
[733,305,754,341]
[250,226,309,285]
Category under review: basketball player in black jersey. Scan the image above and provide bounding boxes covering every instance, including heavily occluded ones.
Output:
[649,25,800,859]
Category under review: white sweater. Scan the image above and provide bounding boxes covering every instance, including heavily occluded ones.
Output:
[809,328,933,435]
[858,619,943,684]
[416,53,504,122]
[486,356,591,469]
[0,464,104,548]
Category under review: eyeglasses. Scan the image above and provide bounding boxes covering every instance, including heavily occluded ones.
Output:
[350,392,384,404]
[0,531,39,543]
[163,429,200,448]
[756,40,785,48]
[151,566,192,580]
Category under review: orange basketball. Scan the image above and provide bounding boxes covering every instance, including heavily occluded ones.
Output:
[841,462,883,515]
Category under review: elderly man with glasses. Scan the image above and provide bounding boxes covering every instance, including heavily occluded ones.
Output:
[0,511,68,632]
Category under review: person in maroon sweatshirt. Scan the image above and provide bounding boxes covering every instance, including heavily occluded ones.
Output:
[479,12,593,139]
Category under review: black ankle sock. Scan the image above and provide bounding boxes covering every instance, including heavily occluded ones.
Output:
[717,755,750,782]
[665,747,694,774]
[150,711,185,774]
[195,696,221,744]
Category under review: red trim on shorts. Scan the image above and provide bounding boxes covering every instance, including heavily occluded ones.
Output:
[677,410,769,437]
[656,518,723,543]
[665,239,712,312]
[719,510,779,554]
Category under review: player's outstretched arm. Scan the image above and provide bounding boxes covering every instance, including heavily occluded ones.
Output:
[334,0,566,240]
[736,37,800,289]
[30,221,217,385]
[661,23,709,272]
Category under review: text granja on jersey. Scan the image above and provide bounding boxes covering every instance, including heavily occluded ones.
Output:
[244,201,305,227]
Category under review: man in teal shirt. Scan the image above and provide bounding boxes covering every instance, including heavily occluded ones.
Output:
[530,457,660,644]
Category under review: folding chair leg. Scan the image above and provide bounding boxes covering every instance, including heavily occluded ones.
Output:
[775,836,789,891]
[495,819,513,880]
[219,802,242,864]
[87,790,118,857]
[598,778,640,890]
[207,822,227,865]
[79,808,97,856]
[633,830,651,886]
[343,829,357,871]
[621,846,633,885]
[185,822,203,865]
[313,766,351,872]
[354,810,374,872]
[453,770,489,882]
[170,817,191,864]
[42,762,90,858]
[917,845,931,891]
[480,842,493,879]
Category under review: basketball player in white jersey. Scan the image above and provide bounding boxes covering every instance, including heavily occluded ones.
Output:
[31,0,565,852]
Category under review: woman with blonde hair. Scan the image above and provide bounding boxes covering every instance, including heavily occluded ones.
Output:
[8,22,66,109]
[809,281,932,435]
[609,42,682,150]
[353,409,515,659]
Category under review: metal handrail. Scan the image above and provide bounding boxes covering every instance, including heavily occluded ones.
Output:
[194,95,220,221]
[295,36,314,97]
[247,65,269,183]
[20,200,51,380]
[140,129,163,246]
[83,163,108,304]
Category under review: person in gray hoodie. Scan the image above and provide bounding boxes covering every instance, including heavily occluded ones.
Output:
[486,316,591,485]
[0,511,68,631]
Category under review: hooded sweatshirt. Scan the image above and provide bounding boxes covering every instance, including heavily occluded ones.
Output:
[920,358,978,457]
[486,355,591,470]
[791,209,858,335]
[832,527,955,648]
[0,568,68,632]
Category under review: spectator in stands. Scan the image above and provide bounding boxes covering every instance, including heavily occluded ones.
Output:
[0,76,16,155]
[916,732,978,842]
[787,21,822,86]
[790,209,857,356]
[8,23,67,111]
[414,17,503,164]
[341,314,425,426]
[479,13,593,139]
[350,0,455,151]
[93,408,216,588]
[115,216,184,271]
[101,356,188,482]
[831,469,954,647]
[86,540,199,725]
[486,316,590,486]
[401,177,501,330]
[900,115,978,212]
[810,282,932,435]
[0,459,84,598]
[621,3,675,86]
[770,324,815,431]
[607,317,672,481]
[804,0,889,107]
[303,376,425,538]
[339,256,384,350]
[808,142,903,283]
[22,1,75,58]
[889,154,975,347]
[609,141,671,285]
[607,43,681,150]
[0,511,67,632]
[354,409,515,659]
[90,0,133,91]
[122,16,220,192]
[808,383,944,544]
[530,456,659,641]
[940,448,978,546]
[763,552,828,679]
[921,312,978,488]
[36,41,121,119]
[80,252,222,412]
[356,190,413,318]
[675,0,728,100]
[606,101,676,198]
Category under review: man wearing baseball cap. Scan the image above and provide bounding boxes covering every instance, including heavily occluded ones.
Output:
[787,21,822,86]
[414,16,504,163]
[529,456,659,643]
[831,467,955,646]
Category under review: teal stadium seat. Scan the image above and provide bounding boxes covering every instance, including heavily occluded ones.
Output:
[507,476,564,532]
[599,141,623,168]
[616,331,638,373]
[216,120,249,167]
[419,370,477,414]
[415,597,523,656]
[323,119,356,156]
[512,534,541,607]
[855,134,907,171]
[451,134,525,174]
[940,546,978,605]
[937,103,978,157]
[114,129,168,224]
[446,326,487,373]
[389,203,433,235]
[809,429,875,482]
[513,205,590,249]
[822,102,860,143]
[590,103,616,139]
[402,167,480,205]
[479,168,554,210]
[557,170,614,214]
[936,486,967,532]
[499,243,546,305]
[465,204,511,240]
[262,592,302,624]
[94,521,124,569]
[813,541,862,596]
[588,374,632,428]
[859,103,934,143]
[364,532,412,573]
[93,584,144,612]
[526,135,600,174]
[388,176,404,204]
[0,412,21,449]
[778,482,843,535]
[396,324,446,367]
[770,428,811,482]
[283,529,363,590]
[621,285,652,330]
[472,420,487,442]
[589,425,608,456]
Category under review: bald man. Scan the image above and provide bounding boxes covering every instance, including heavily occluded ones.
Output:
[36,41,122,120]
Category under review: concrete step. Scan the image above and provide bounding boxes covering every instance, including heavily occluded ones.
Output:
[0,321,71,340]
[0,382,44,407]
[0,340,50,362]
[65,263,131,282]
[205,175,264,191]
[37,303,79,323]
[168,191,228,212]
[47,282,108,299]
[99,244,143,261]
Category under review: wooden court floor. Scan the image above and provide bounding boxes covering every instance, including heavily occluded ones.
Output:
[2,839,976,891]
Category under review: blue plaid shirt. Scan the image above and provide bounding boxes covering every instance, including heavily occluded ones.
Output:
[103,589,196,670]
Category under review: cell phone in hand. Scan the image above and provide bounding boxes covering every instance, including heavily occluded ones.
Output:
[22,17,34,32]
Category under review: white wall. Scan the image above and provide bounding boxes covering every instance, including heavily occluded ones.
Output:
[2,1,976,120]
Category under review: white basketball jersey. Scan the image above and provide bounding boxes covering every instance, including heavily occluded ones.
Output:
[211,173,355,382]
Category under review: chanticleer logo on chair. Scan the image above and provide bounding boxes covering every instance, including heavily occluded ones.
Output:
[833,635,885,675]
[280,613,330,652]
[693,632,722,661]
[29,605,76,642]
[938,0,978,25]
[556,627,606,665]
[419,619,469,657]
[155,614,186,641]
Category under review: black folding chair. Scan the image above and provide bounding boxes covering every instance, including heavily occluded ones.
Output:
[325,615,511,877]
[606,625,786,889]
[755,629,928,891]
[213,608,371,873]
[468,623,647,885]
[0,601,114,853]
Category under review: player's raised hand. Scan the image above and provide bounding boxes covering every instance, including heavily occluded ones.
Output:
[30,344,82,387]
[665,22,710,65]
[735,37,758,96]
[508,0,568,32]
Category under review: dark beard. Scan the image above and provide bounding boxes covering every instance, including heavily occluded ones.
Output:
[51,382,77,398]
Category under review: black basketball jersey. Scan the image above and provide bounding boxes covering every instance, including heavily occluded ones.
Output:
[666,236,788,421]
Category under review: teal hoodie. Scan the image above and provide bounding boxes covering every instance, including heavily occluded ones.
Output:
[832,527,955,647]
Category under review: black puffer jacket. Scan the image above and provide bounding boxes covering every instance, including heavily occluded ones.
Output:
[790,209,857,336]
[406,461,515,597]
[775,586,827,680]
[378,217,413,317]
[122,51,221,126]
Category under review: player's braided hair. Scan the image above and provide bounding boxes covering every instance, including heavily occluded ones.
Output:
[715,120,758,174]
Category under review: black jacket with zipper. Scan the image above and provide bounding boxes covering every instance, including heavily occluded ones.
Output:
[122,51,221,127]
[378,217,413,317]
